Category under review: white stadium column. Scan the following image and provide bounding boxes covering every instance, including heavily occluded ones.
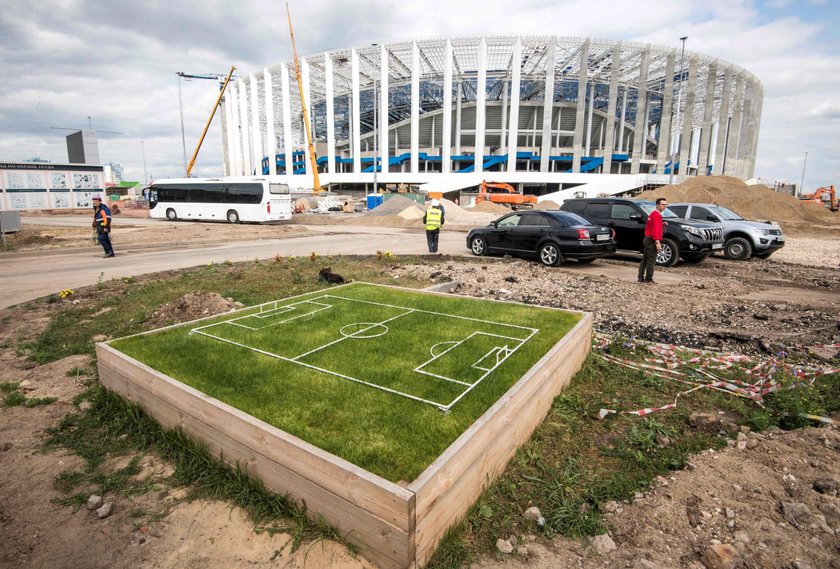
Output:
[655,49,675,172]
[572,39,590,173]
[325,53,336,175]
[630,48,650,175]
[539,39,556,173]
[231,82,243,175]
[474,37,487,173]
[442,39,453,173]
[250,73,262,175]
[281,63,294,177]
[678,56,698,175]
[726,74,745,177]
[351,48,361,175]
[223,91,236,176]
[411,42,420,174]
[264,69,276,175]
[714,67,733,174]
[698,61,717,175]
[602,42,621,174]
[239,80,252,176]
[455,82,463,156]
[380,44,389,175]
[506,37,522,173]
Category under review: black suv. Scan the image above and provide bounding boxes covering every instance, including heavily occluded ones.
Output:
[560,198,724,266]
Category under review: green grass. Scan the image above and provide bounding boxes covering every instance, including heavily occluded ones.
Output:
[1,381,58,408]
[111,283,580,482]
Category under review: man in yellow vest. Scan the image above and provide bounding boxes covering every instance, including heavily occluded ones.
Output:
[422,198,445,253]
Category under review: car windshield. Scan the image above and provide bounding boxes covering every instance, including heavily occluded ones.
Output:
[709,205,744,220]
[638,202,678,218]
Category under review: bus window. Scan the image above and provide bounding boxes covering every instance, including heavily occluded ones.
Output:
[269,183,290,194]
[226,183,262,204]
[189,184,224,203]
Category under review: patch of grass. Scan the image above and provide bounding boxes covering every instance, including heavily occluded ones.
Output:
[111,283,579,482]
[45,387,357,554]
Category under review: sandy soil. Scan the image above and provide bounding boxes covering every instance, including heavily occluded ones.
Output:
[2,187,839,568]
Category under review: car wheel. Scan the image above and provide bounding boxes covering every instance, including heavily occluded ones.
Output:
[227,209,240,224]
[470,236,487,256]
[754,250,775,259]
[724,237,752,261]
[538,242,563,267]
[576,258,596,264]
[682,252,711,263]
[655,238,679,267]
[166,208,177,221]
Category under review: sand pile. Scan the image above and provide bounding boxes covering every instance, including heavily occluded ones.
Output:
[533,200,560,210]
[366,195,426,216]
[468,201,509,213]
[637,176,838,226]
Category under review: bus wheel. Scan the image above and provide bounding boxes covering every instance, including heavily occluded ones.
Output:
[166,208,177,221]
[227,210,240,224]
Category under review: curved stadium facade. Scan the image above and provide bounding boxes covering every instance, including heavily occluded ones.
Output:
[220,36,763,196]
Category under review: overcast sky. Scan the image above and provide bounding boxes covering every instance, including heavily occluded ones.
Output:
[0,0,837,189]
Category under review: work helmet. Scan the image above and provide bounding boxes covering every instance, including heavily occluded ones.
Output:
[430,198,440,207]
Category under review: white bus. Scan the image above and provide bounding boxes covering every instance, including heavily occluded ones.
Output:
[148,178,292,223]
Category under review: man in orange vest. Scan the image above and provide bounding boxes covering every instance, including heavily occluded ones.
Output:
[91,196,115,258]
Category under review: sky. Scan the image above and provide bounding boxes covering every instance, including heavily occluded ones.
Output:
[0,0,837,189]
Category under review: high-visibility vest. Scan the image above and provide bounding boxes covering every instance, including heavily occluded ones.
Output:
[425,207,443,231]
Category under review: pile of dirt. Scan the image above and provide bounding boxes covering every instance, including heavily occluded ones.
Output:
[638,176,839,227]
[366,195,425,216]
[533,199,560,210]
[146,292,238,327]
[468,201,510,214]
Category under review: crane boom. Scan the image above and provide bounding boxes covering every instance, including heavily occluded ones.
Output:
[286,2,322,194]
[186,66,236,177]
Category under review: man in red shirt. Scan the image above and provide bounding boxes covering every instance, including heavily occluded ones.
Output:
[639,197,668,283]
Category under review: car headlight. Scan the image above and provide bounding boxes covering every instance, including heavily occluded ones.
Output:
[680,224,702,236]
[757,229,773,235]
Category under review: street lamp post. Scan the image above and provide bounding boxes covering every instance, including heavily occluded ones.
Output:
[669,36,688,185]
[141,139,148,185]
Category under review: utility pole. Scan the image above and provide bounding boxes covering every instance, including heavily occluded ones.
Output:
[141,139,148,185]
[669,36,688,185]
[177,74,188,175]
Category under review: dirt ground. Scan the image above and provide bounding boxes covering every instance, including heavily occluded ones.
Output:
[1,208,839,569]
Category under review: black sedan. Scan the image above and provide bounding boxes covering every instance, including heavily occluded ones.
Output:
[466,210,616,266]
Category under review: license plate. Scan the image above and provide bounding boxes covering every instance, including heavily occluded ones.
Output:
[595,234,609,241]
[712,243,723,249]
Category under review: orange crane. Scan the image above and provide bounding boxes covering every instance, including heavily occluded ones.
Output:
[475,181,538,209]
[185,66,236,177]
[286,2,322,195]
[799,185,838,212]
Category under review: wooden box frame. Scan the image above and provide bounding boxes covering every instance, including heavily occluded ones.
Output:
[96,287,591,568]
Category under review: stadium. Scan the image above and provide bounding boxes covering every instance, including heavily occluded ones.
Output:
[220,35,763,199]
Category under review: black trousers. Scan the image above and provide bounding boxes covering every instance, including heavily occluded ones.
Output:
[638,236,657,281]
[97,231,114,256]
[426,229,440,253]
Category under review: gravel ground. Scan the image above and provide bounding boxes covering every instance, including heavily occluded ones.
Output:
[770,236,840,267]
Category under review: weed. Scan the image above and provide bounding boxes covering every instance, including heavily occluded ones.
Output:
[3,391,26,406]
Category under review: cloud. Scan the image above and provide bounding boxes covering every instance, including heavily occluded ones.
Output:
[0,0,837,187]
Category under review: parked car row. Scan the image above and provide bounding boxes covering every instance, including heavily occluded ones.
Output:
[466,197,785,267]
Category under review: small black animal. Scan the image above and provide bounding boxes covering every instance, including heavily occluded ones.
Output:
[318,267,346,284]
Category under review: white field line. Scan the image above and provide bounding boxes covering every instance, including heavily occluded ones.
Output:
[194,300,333,332]
[291,309,415,361]
[441,328,539,411]
[254,305,293,319]
[472,345,511,372]
[191,292,541,411]
[190,327,449,410]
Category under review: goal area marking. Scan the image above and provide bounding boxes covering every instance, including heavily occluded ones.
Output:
[190,294,538,411]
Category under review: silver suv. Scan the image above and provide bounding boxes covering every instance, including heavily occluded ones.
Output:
[668,203,785,260]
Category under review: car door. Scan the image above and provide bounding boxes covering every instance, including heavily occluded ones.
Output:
[609,203,645,251]
[488,213,522,251]
[509,212,548,253]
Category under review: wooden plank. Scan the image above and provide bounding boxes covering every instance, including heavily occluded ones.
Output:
[99,363,413,569]
[410,315,591,564]
[96,345,412,532]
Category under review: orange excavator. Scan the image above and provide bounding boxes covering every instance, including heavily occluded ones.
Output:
[799,185,838,212]
[476,181,538,209]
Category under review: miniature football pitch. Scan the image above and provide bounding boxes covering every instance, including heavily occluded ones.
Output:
[111,283,581,481]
